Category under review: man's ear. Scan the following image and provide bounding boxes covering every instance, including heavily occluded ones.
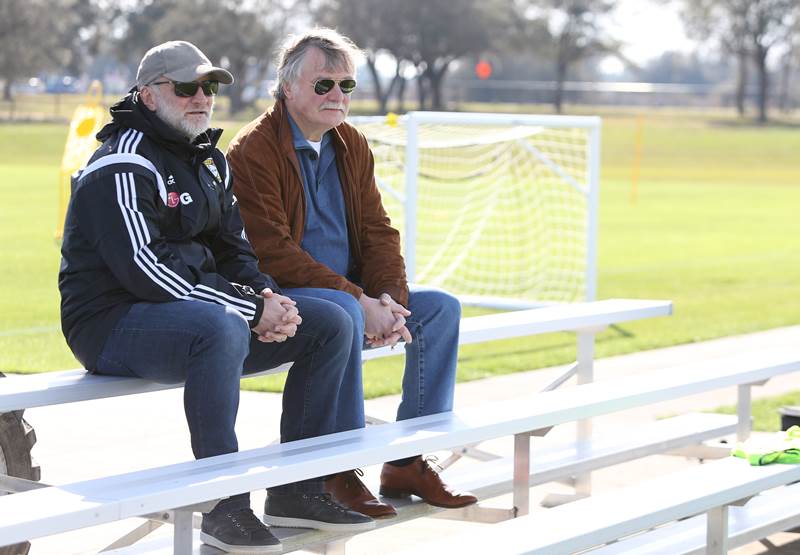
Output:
[139,86,157,111]
[282,82,293,100]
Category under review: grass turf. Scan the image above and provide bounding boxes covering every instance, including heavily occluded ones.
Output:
[715,391,800,433]
[1,109,799,426]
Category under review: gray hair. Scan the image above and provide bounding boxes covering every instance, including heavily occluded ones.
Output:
[272,28,361,100]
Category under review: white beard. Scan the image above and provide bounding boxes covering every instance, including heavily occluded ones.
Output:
[150,88,214,141]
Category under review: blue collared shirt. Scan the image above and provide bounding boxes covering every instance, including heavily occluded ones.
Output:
[287,114,351,277]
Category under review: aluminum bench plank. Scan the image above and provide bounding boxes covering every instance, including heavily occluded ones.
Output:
[94,483,800,555]
[1,350,797,546]
[417,457,800,555]
[0,299,672,412]
[589,480,800,555]
[244,412,740,554]
[60,412,743,555]
[451,412,737,497]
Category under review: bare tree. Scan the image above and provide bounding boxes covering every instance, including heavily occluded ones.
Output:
[777,26,798,112]
[512,0,619,113]
[678,0,797,122]
[729,7,751,117]
[411,0,500,110]
[313,0,412,113]
[680,0,751,116]
[748,0,796,122]
[0,0,98,101]
[313,0,502,111]
[112,0,293,115]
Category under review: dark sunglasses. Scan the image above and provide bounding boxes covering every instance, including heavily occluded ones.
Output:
[313,78,357,95]
[150,79,219,97]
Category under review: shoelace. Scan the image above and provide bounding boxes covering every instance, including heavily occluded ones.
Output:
[343,468,368,492]
[423,455,444,473]
[228,508,269,534]
[304,492,349,512]
[421,456,446,485]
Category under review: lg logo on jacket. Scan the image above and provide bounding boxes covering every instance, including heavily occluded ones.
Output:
[167,191,194,208]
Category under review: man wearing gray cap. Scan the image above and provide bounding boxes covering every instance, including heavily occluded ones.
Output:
[58,40,374,554]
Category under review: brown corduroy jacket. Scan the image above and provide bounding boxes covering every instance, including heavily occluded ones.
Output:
[226,100,409,306]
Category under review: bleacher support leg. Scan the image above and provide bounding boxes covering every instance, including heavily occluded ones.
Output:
[323,539,347,554]
[575,330,597,496]
[173,509,194,555]
[737,384,752,442]
[706,505,729,555]
[513,432,531,516]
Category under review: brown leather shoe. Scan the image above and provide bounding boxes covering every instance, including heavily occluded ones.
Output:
[325,470,397,518]
[379,457,478,509]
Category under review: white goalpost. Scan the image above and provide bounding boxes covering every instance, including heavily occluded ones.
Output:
[349,111,601,310]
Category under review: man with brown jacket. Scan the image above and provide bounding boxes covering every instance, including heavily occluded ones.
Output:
[227,28,477,519]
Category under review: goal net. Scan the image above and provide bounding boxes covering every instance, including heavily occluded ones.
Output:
[350,112,601,309]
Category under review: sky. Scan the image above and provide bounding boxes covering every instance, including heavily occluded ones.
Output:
[601,0,697,73]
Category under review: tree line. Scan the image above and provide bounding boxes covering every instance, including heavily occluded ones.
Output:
[1,0,798,122]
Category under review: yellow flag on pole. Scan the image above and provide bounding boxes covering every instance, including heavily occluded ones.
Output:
[56,80,106,243]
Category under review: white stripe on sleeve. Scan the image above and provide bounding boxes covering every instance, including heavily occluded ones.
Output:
[113,172,257,317]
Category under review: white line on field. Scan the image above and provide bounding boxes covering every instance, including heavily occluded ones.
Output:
[0,325,60,337]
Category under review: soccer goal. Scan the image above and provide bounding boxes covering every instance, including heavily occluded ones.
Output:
[349,111,601,310]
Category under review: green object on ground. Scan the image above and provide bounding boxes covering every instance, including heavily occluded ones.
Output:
[732,426,800,466]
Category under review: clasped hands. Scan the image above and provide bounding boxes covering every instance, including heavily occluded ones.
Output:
[252,289,411,347]
[360,292,412,348]
[252,288,302,343]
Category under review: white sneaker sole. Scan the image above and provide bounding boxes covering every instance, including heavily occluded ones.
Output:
[200,532,283,554]
[262,514,376,532]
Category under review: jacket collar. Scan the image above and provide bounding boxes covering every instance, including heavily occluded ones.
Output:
[273,99,350,162]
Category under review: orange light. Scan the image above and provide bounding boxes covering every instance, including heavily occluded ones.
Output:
[475,60,492,80]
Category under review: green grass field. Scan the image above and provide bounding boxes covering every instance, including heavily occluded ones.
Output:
[2,104,799,424]
[715,390,800,433]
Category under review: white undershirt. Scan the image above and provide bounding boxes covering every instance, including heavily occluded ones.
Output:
[307,139,322,155]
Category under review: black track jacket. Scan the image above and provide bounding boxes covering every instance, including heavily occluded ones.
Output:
[59,92,276,370]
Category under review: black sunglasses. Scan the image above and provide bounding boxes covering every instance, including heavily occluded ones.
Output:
[150,79,219,97]
[313,78,357,95]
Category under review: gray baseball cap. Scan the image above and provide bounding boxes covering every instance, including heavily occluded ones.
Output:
[136,40,234,88]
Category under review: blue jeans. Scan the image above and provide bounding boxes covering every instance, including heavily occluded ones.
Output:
[282,286,461,424]
[95,295,356,496]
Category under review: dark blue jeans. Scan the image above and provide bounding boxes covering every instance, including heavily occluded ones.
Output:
[282,286,461,423]
[95,296,356,496]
